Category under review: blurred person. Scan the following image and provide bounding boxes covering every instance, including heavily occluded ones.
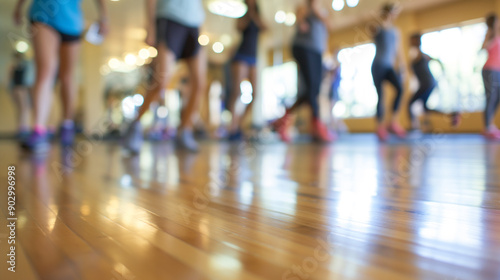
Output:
[324,48,347,135]
[7,52,33,141]
[407,33,461,131]
[123,0,207,153]
[482,13,500,140]
[371,2,407,141]
[272,0,334,143]
[13,0,109,152]
[227,0,267,141]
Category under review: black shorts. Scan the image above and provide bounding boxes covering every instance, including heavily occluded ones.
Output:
[30,21,81,43]
[156,18,200,60]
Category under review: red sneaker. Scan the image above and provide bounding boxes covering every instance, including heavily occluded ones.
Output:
[388,122,407,139]
[272,113,293,143]
[483,130,500,141]
[376,125,389,141]
[312,118,335,142]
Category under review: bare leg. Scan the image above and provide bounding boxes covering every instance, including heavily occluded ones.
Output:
[11,86,31,131]
[59,41,81,121]
[180,49,207,129]
[31,23,60,128]
[137,43,176,121]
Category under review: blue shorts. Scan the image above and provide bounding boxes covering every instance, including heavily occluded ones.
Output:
[233,53,257,66]
[156,18,200,60]
[29,0,83,41]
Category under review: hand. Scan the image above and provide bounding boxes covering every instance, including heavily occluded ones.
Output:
[98,18,109,37]
[13,8,22,26]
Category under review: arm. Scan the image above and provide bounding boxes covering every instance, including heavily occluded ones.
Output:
[311,3,332,32]
[396,31,407,76]
[250,9,268,31]
[13,0,27,26]
[427,54,445,71]
[94,0,109,36]
[482,29,494,49]
[145,0,157,46]
[296,5,309,33]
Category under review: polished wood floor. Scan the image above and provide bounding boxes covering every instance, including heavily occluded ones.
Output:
[0,134,499,280]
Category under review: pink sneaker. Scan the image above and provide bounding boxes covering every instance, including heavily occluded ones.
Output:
[272,113,293,143]
[376,125,389,142]
[388,122,407,139]
[312,118,335,142]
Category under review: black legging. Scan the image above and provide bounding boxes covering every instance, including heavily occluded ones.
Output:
[292,45,322,118]
[371,63,403,121]
[407,83,436,122]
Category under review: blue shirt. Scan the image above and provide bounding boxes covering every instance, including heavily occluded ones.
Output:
[156,0,205,28]
[373,27,398,66]
[29,0,84,36]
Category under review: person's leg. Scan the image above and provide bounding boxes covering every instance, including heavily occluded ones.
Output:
[407,88,424,130]
[371,64,386,123]
[482,70,499,133]
[123,42,176,153]
[386,67,404,122]
[31,23,60,130]
[137,43,176,120]
[58,40,81,145]
[228,61,248,134]
[386,67,406,138]
[240,64,257,127]
[372,64,389,140]
[11,86,31,133]
[177,48,207,151]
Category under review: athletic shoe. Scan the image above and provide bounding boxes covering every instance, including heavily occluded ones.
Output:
[376,125,389,142]
[483,130,500,141]
[388,122,407,139]
[312,118,335,142]
[271,113,293,143]
[60,123,75,146]
[123,121,143,154]
[21,131,50,153]
[177,129,199,152]
[228,130,243,141]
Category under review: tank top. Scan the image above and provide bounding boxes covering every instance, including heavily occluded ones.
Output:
[293,11,327,54]
[236,19,260,57]
[29,0,83,36]
[156,0,205,28]
[373,27,398,67]
[484,37,500,72]
[412,54,436,88]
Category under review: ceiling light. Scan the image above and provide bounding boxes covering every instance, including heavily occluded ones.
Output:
[346,0,359,8]
[212,42,224,54]
[275,10,286,24]
[15,41,29,53]
[198,34,210,46]
[285,13,296,26]
[208,0,247,18]
[332,0,345,11]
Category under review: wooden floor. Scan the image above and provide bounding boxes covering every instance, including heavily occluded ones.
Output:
[0,134,499,280]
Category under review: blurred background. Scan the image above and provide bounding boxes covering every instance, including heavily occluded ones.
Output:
[0,0,495,137]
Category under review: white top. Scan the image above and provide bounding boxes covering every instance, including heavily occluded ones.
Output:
[156,0,205,28]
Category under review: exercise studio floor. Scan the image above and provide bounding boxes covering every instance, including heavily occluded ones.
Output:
[0,134,499,280]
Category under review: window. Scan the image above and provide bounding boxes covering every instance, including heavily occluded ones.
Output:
[420,22,487,112]
[336,43,377,118]
[334,21,488,119]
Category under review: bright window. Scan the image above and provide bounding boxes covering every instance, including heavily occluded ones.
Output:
[420,22,487,112]
[336,43,377,118]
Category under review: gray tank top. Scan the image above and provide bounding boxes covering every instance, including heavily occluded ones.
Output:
[293,12,327,54]
[373,27,398,66]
